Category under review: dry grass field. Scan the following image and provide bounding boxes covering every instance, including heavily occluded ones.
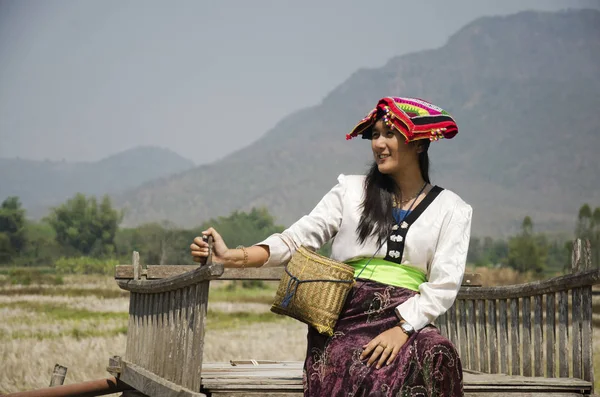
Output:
[0,269,598,394]
[0,275,306,394]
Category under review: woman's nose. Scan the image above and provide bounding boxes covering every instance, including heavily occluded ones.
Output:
[373,136,386,149]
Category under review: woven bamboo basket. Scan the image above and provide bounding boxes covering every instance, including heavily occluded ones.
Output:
[271,246,355,336]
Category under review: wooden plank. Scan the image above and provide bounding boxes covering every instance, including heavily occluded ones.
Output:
[120,359,206,397]
[533,294,543,377]
[181,286,191,387]
[133,292,142,365]
[437,312,448,338]
[142,293,150,370]
[571,239,582,273]
[117,263,224,293]
[146,293,154,374]
[448,303,459,351]
[522,296,532,376]
[154,294,162,376]
[558,290,569,377]
[466,299,477,371]
[166,289,177,383]
[571,287,582,379]
[199,361,592,393]
[546,292,556,378]
[458,300,469,365]
[116,265,482,286]
[581,286,593,384]
[124,292,136,362]
[156,291,166,380]
[174,288,183,386]
[510,298,520,376]
[498,299,509,375]
[185,285,199,391]
[133,251,141,280]
[477,300,488,373]
[487,299,498,374]
[457,268,600,300]
[49,364,67,386]
[191,282,209,392]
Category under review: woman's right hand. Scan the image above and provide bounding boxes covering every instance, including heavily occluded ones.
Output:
[190,227,231,265]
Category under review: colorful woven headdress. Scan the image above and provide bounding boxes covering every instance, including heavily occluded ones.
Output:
[346,97,458,143]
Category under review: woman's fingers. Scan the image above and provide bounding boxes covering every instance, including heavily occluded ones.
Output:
[360,338,379,360]
[376,346,393,369]
[203,227,223,242]
[367,345,385,367]
[190,241,210,260]
[386,345,401,366]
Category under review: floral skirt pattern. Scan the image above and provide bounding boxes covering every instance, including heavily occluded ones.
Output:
[303,280,463,397]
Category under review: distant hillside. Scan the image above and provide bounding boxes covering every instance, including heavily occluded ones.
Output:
[0,146,195,216]
[117,9,600,237]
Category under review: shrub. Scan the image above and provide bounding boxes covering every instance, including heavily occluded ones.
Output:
[55,256,119,275]
[7,268,63,286]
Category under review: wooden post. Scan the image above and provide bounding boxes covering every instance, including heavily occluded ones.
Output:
[133,251,141,280]
[571,239,582,273]
[49,364,67,387]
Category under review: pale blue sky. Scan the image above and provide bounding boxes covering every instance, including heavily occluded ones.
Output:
[1,0,598,164]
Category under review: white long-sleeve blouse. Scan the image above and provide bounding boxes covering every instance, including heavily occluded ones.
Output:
[256,174,473,331]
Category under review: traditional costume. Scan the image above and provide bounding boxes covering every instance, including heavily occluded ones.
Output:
[258,97,472,396]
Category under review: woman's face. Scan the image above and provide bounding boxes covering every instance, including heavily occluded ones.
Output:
[370,119,419,175]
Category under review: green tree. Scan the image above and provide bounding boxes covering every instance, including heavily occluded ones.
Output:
[116,207,285,266]
[0,197,27,264]
[195,207,285,249]
[46,194,122,257]
[507,216,546,274]
[116,221,191,265]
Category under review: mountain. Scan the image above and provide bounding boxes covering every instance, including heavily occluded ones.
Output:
[116,9,600,237]
[0,146,195,216]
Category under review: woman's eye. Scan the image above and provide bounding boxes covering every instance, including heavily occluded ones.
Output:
[386,131,395,137]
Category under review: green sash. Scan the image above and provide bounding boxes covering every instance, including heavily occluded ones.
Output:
[345,258,427,291]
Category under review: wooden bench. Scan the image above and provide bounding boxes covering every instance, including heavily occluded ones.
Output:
[108,240,599,396]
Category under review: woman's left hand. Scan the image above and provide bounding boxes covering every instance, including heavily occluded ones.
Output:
[360,325,408,369]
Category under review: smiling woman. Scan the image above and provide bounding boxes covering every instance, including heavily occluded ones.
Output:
[191,96,471,396]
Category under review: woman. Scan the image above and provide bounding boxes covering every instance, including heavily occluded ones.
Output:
[191,97,472,397]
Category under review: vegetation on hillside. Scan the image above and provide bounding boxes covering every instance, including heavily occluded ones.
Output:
[0,146,195,218]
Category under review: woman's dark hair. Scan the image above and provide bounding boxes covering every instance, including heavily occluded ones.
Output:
[356,139,430,245]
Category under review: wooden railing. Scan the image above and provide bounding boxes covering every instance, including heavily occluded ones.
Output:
[112,252,224,397]
[436,269,598,382]
[110,240,598,396]
[434,239,598,385]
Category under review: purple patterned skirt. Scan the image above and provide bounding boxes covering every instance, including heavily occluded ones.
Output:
[303,280,463,397]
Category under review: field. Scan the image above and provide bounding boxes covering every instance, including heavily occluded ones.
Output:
[1,268,599,394]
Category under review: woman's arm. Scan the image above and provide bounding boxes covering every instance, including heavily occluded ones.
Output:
[191,174,347,268]
[253,174,347,267]
[395,201,473,331]
[191,228,270,268]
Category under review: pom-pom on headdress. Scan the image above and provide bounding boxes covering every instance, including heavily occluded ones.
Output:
[346,97,458,143]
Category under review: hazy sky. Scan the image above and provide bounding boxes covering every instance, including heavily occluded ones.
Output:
[1,0,598,164]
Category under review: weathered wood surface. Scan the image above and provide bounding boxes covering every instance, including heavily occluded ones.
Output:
[117,263,224,293]
[457,268,600,299]
[119,359,206,397]
[113,240,598,397]
[49,364,67,387]
[115,265,483,286]
[200,362,592,395]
